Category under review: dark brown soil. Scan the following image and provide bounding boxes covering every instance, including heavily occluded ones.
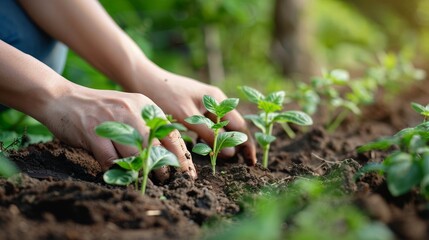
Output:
[1,80,429,239]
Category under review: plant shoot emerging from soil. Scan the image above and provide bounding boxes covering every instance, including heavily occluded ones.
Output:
[95,105,184,194]
[240,86,313,168]
[185,95,247,175]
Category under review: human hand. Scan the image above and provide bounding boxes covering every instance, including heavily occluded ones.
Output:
[38,84,197,180]
[139,71,257,166]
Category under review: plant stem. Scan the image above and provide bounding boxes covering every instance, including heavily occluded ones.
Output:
[211,117,221,175]
[262,145,270,169]
[141,138,153,195]
[327,109,348,133]
[262,114,273,168]
[281,122,296,139]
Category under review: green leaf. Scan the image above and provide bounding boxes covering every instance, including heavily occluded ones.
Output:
[142,105,164,122]
[155,123,186,139]
[216,98,239,118]
[203,95,219,115]
[385,153,421,196]
[341,101,361,115]
[411,102,429,117]
[244,114,265,132]
[357,137,398,152]
[0,155,19,178]
[255,132,276,147]
[328,69,350,84]
[240,86,264,104]
[411,102,426,114]
[258,100,282,113]
[212,120,229,130]
[420,175,429,198]
[114,156,142,171]
[214,131,247,154]
[95,121,142,148]
[265,91,285,106]
[408,135,425,154]
[273,111,313,126]
[192,143,212,156]
[422,151,429,175]
[145,117,169,130]
[103,169,137,186]
[185,115,214,129]
[353,163,385,181]
[420,152,429,197]
[148,146,180,170]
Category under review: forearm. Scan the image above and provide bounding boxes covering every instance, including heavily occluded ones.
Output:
[17,0,162,92]
[0,40,73,120]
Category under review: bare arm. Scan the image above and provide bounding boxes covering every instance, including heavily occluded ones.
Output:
[0,40,71,120]
[18,0,257,166]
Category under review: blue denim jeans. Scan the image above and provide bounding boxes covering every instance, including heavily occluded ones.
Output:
[0,0,68,111]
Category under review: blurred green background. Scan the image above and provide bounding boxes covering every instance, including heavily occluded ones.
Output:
[63,0,429,94]
[2,0,429,144]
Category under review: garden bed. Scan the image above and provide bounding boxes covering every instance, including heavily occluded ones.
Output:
[1,80,429,239]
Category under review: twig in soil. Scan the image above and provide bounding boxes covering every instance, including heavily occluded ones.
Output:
[311,153,339,171]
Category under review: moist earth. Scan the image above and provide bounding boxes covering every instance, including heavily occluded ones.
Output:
[1,80,429,239]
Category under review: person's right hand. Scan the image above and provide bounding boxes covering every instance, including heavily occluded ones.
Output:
[38,84,197,180]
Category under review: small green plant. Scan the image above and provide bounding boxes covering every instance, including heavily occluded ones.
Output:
[356,105,429,198]
[185,95,248,175]
[411,102,429,122]
[240,86,313,168]
[294,69,365,133]
[95,105,184,194]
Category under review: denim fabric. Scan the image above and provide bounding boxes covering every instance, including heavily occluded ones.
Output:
[0,0,68,112]
[0,0,68,73]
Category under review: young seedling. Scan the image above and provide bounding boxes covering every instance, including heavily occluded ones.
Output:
[411,102,429,122]
[185,95,248,175]
[356,121,429,198]
[356,103,429,198]
[240,86,313,168]
[294,69,377,133]
[95,105,184,194]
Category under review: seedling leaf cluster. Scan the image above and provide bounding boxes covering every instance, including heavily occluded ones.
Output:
[356,103,429,197]
[185,95,247,175]
[240,86,313,168]
[95,105,184,194]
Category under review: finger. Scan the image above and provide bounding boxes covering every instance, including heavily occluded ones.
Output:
[153,166,170,183]
[88,137,120,171]
[151,138,172,182]
[223,109,257,166]
[160,129,197,179]
[113,142,139,158]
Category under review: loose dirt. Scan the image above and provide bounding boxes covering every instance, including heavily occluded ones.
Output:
[1,80,429,239]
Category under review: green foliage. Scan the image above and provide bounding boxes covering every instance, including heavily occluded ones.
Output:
[411,102,429,122]
[0,153,19,178]
[95,105,182,194]
[241,86,313,168]
[294,57,425,133]
[356,118,429,197]
[185,95,247,175]
[0,110,53,148]
[204,177,393,240]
